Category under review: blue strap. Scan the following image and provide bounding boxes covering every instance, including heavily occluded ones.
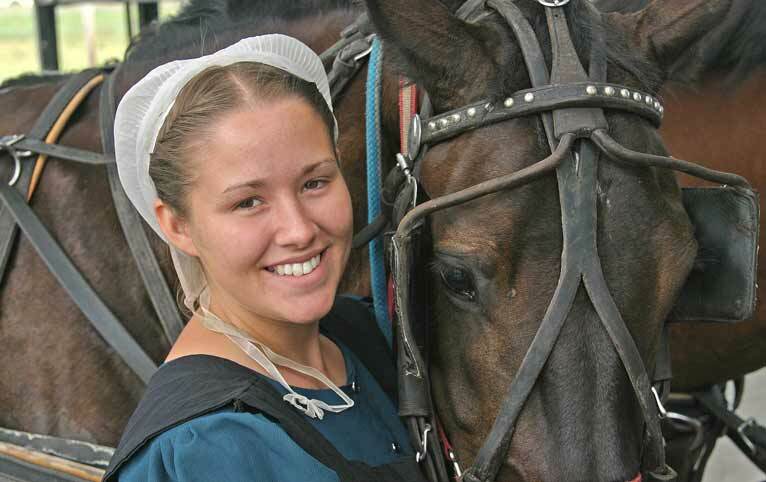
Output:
[365,38,392,348]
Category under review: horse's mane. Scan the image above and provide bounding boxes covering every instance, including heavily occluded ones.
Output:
[595,0,766,85]
[125,0,359,63]
[715,3,766,82]
[0,72,71,91]
[120,0,656,102]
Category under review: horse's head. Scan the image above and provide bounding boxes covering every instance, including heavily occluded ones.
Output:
[365,0,741,480]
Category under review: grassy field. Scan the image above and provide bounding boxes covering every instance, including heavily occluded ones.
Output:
[0,2,181,83]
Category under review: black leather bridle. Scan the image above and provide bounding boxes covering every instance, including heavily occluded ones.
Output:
[388,1,753,482]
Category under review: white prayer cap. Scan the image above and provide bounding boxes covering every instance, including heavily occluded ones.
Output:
[114,34,336,311]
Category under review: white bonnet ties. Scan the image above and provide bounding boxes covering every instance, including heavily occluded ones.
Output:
[200,306,354,420]
[114,34,337,311]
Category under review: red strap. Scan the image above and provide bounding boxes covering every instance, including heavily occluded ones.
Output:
[389,78,417,325]
[435,416,463,480]
[398,77,418,155]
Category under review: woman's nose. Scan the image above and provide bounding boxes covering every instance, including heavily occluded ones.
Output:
[273,199,318,248]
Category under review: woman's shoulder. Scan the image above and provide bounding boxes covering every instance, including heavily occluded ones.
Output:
[118,409,340,482]
[103,355,265,481]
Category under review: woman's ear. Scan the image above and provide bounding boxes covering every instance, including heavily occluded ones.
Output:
[154,199,199,257]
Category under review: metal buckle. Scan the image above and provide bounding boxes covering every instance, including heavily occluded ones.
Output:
[408,114,422,160]
[447,447,463,477]
[647,464,678,481]
[395,153,419,209]
[352,34,376,62]
[415,423,432,463]
[665,411,704,452]
[651,386,668,419]
[537,0,570,6]
[0,134,31,186]
[737,417,759,455]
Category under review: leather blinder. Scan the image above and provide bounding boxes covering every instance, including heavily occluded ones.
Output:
[671,186,759,323]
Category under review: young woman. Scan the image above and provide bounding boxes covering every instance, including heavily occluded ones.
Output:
[103,35,425,482]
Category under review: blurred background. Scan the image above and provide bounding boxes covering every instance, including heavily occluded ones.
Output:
[0,0,181,83]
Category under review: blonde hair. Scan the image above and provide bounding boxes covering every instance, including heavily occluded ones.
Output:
[149,61,335,217]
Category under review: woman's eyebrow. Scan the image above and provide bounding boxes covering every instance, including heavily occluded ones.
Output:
[222,158,337,194]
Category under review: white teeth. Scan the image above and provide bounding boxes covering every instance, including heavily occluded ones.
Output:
[271,253,322,277]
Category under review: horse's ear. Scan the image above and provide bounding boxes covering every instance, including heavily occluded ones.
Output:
[608,0,747,83]
[365,0,498,111]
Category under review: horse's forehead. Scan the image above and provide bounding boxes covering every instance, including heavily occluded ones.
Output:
[420,118,546,197]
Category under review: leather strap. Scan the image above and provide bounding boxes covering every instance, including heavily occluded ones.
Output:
[99,70,185,344]
[0,69,106,287]
[0,182,156,383]
[12,138,111,165]
[325,16,375,102]
[693,387,766,472]
[419,82,661,146]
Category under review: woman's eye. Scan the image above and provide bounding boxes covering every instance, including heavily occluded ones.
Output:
[236,197,262,210]
[304,179,327,191]
[439,266,476,302]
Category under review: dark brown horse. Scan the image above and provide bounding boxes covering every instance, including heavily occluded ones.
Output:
[0,0,764,480]
[595,0,766,393]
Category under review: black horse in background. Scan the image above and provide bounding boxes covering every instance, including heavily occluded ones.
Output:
[1,1,765,481]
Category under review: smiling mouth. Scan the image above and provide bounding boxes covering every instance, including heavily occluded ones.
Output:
[266,251,324,277]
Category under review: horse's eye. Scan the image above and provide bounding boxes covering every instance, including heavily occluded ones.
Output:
[440,266,476,302]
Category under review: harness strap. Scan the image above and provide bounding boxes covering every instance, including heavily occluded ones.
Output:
[10,138,110,165]
[693,386,766,471]
[0,181,157,383]
[27,73,105,201]
[0,68,106,288]
[398,78,418,154]
[99,69,185,344]
[323,13,378,107]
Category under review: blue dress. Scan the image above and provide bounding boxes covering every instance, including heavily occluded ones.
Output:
[118,341,413,482]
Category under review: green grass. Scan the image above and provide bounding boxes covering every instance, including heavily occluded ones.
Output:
[0,2,181,83]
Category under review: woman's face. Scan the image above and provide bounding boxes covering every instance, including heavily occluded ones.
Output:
[175,97,352,325]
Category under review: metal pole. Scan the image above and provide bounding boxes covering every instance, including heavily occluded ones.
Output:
[125,2,134,40]
[34,2,59,71]
[137,1,158,31]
